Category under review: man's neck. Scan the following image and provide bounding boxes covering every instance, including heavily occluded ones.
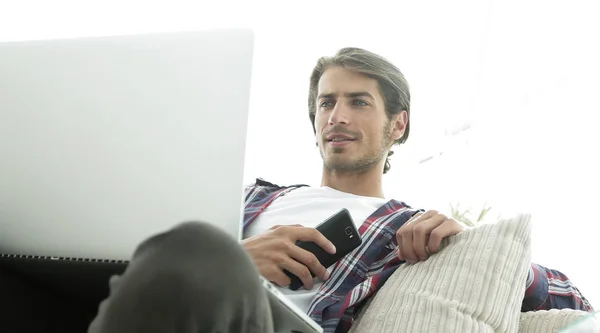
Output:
[320,166,385,199]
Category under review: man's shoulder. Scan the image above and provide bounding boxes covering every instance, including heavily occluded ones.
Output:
[243,178,309,210]
[246,178,309,191]
[244,178,310,200]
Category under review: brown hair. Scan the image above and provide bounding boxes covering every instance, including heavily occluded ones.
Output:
[308,47,411,174]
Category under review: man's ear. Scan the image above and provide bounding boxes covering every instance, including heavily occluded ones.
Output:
[390,110,408,141]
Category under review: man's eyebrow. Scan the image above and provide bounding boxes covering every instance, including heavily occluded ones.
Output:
[317,93,336,100]
[317,91,375,100]
[344,91,375,100]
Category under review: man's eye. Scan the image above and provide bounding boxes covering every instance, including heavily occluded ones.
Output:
[320,100,334,108]
[353,100,369,107]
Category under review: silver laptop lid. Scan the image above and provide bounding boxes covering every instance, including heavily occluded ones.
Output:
[0,29,254,260]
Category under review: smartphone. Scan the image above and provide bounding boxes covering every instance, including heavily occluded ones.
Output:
[284,208,362,291]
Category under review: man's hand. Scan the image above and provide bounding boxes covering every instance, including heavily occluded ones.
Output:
[396,210,464,264]
[241,225,336,290]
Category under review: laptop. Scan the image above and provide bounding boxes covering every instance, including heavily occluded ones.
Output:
[0,29,322,333]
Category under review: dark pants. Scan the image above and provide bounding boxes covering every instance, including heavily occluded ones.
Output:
[0,222,274,333]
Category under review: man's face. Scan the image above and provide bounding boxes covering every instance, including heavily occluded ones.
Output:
[315,66,401,173]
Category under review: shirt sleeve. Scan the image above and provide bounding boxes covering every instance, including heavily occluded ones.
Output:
[522,263,594,312]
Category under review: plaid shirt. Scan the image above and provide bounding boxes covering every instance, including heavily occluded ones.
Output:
[243,179,594,333]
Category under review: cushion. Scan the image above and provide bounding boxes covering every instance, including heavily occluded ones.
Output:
[519,309,599,333]
[349,214,532,333]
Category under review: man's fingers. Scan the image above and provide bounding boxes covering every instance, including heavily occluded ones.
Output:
[399,228,418,263]
[270,224,304,230]
[427,219,463,253]
[396,232,404,260]
[399,211,425,233]
[397,213,416,261]
[279,258,315,290]
[266,267,292,288]
[407,212,424,224]
[398,210,434,233]
[289,246,329,282]
[292,228,336,254]
[410,210,437,223]
[412,232,430,261]
[398,210,443,263]
[412,214,447,260]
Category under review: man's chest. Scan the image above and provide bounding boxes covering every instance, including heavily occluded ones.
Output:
[243,187,387,238]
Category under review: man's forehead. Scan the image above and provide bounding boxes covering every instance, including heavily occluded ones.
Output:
[318,67,380,97]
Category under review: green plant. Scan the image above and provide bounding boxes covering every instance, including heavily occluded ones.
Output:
[449,202,495,227]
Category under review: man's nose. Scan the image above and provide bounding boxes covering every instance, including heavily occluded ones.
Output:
[328,102,350,125]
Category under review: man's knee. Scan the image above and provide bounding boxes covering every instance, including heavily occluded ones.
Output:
[89,222,269,333]
[112,221,260,312]
[133,221,235,257]
[166,220,235,244]
[130,221,257,282]
[171,220,226,237]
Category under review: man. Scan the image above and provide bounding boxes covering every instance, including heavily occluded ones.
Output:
[238,47,594,331]
[2,47,593,333]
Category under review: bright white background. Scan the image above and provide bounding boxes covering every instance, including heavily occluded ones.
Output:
[2,0,598,307]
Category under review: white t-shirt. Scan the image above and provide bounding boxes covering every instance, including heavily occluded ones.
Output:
[243,186,388,314]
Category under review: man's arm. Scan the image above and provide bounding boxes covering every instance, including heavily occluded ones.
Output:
[522,263,594,312]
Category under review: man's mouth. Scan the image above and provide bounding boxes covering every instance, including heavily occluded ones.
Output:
[325,133,356,142]
[327,138,355,142]
[325,135,356,147]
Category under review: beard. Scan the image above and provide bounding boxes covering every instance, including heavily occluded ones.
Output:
[320,121,393,174]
